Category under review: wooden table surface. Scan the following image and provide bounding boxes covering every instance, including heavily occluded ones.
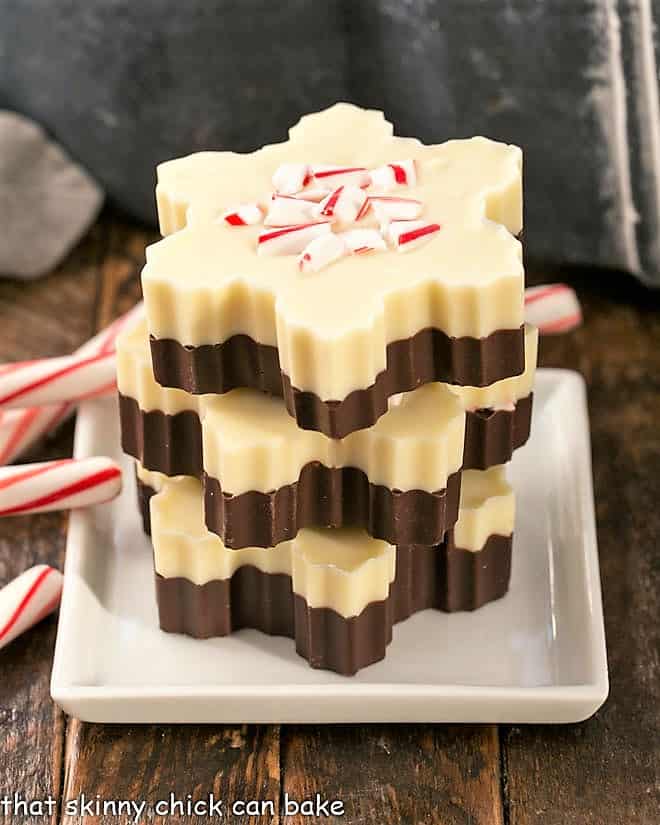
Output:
[0,212,658,825]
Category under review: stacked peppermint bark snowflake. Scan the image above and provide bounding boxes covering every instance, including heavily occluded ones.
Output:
[117,104,537,675]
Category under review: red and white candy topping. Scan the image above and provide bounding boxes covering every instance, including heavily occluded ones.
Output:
[287,187,331,203]
[524,284,583,334]
[272,163,311,195]
[317,185,368,225]
[339,228,387,255]
[298,233,349,273]
[370,160,416,190]
[387,220,441,251]
[224,156,442,266]
[220,203,263,226]
[258,221,331,256]
[264,196,315,227]
[311,165,371,189]
[369,195,423,223]
[0,457,122,517]
[0,565,64,651]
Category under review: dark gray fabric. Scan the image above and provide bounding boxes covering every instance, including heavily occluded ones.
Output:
[0,111,102,279]
[1,0,658,284]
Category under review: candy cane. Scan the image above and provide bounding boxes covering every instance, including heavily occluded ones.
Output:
[0,350,117,410]
[0,457,122,517]
[0,303,144,461]
[257,222,331,256]
[219,204,263,226]
[339,228,387,255]
[311,165,371,189]
[317,185,368,225]
[0,565,64,651]
[298,233,349,273]
[387,220,441,251]
[370,160,417,190]
[272,163,311,195]
[524,284,582,334]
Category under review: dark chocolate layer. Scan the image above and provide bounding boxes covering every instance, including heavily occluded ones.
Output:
[150,325,525,438]
[135,467,156,535]
[463,393,533,470]
[204,465,462,549]
[120,395,202,478]
[393,533,513,619]
[157,567,294,639]
[293,594,394,676]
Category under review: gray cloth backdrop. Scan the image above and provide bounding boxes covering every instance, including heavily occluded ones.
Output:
[1,0,659,285]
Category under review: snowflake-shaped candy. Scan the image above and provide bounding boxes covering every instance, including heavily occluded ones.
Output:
[145,103,524,438]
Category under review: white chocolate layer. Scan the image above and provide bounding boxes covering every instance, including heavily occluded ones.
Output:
[454,467,515,551]
[150,476,395,617]
[146,103,524,400]
[202,382,464,494]
[144,462,513,612]
[119,320,465,494]
[135,463,170,492]
[117,320,199,416]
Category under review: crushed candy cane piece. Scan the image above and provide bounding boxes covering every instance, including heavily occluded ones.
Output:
[220,203,263,226]
[317,185,368,224]
[258,222,331,256]
[298,233,349,273]
[272,163,312,195]
[388,220,441,251]
[339,229,387,255]
[291,187,331,203]
[370,160,417,190]
[311,165,371,189]
[265,196,315,227]
[369,196,423,223]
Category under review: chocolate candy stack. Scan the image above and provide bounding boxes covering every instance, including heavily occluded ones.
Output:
[117,104,537,675]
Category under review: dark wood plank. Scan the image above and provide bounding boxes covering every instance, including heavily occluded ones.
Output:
[0,220,107,825]
[62,722,281,824]
[61,215,283,825]
[503,267,660,825]
[282,724,503,825]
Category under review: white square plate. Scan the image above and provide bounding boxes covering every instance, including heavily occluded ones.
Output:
[51,369,608,723]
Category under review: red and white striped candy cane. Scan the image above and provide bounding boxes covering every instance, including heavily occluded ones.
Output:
[524,284,582,334]
[0,565,64,651]
[0,303,144,462]
[0,350,117,410]
[0,457,122,517]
